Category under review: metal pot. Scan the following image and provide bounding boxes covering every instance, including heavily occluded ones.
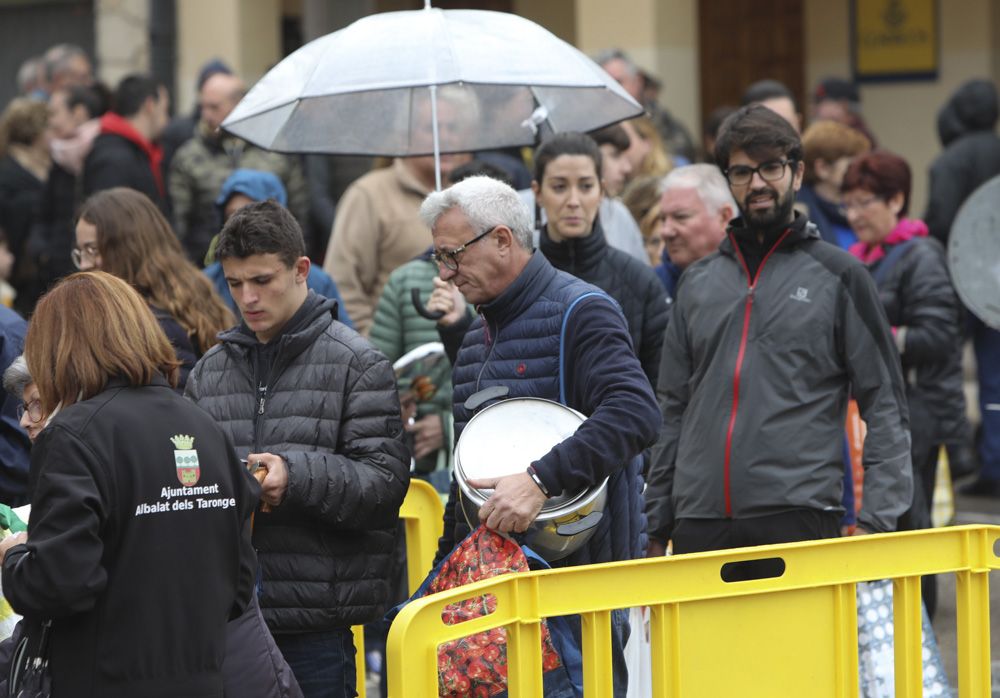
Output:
[454,397,607,561]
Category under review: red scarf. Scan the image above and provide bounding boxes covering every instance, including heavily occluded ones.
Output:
[849,218,928,264]
[98,112,164,197]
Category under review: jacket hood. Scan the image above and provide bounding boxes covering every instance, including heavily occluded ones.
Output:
[215,169,288,209]
[937,79,999,146]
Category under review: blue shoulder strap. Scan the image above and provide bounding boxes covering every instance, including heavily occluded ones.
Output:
[558,291,618,404]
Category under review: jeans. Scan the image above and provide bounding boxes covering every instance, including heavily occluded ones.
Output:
[274,628,357,698]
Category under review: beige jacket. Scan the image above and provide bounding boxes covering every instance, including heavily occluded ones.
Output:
[323,159,432,335]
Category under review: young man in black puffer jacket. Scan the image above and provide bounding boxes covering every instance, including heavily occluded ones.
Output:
[186,200,410,698]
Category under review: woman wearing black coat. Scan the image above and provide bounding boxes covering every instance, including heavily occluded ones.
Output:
[843,151,969,615]
[0,272,259,697]
[532,133,669,387]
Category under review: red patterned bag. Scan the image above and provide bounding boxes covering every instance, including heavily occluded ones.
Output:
[428,526,563,697]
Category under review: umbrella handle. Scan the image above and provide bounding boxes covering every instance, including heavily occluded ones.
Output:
[411,288,445,321]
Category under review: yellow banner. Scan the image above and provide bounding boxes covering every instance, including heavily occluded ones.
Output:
[854,0,937,78]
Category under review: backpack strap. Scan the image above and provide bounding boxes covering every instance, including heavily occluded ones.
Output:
[558,291,619,405]
[871,239,919,286]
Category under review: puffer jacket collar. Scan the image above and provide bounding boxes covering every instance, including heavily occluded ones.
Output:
[538,217,608,276]
[477,250,553,327]
[220,291,338,361]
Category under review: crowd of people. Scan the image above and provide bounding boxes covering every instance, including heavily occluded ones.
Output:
[0,39,995,698]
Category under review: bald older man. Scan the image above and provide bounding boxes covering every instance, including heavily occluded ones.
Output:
[169,72,308,263]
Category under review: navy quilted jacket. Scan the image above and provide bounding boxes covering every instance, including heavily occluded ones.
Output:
[437,252,660,567]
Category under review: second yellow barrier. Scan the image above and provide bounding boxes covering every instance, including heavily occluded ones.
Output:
[386,525,999,697]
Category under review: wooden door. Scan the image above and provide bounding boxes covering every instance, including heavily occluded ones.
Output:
[698,0,805,125]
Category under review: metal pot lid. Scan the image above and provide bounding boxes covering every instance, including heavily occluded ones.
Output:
[949,174,1000,329]
[455,398,587,510]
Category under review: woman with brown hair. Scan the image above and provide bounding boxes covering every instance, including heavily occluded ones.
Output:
[0,98,49,309]
[73,187,234,387]
[0,271,258,697]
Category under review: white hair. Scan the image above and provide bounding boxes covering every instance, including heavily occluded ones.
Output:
[2,355,32,397]
[660,164,737,215]
[420,176,533,249]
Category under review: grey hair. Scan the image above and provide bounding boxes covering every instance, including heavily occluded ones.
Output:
[660,164,737,216]
[2,355,32,397]
[592,48,639,77]
[16,57,42,94]
[420,176,533,249]
[44,43,88,82]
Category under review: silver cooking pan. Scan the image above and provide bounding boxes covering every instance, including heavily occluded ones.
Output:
[454,397,607,561]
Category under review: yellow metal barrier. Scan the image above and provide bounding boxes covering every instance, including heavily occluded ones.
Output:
[354,479,445,697]
[386,525,1000,697]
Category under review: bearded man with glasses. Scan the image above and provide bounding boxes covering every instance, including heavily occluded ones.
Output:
[645,104,912,564]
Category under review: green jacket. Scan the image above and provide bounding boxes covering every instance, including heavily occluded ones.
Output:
[370,255,463,476]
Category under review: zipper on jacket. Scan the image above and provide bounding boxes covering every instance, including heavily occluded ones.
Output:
[722,228,793,517]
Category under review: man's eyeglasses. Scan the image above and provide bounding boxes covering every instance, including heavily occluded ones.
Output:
[71,243,100,270]
[431,226,496,271]
[17,399,43,424]
[724,159,794,186]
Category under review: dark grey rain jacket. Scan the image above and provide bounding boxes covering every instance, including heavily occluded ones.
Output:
[645,215,913,542]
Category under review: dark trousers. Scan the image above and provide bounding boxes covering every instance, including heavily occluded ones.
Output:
[673,509,841,581]
[972,315,1000,482]
[275,628,357,698]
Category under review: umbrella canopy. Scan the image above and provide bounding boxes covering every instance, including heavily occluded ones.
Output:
[222,7,643,160]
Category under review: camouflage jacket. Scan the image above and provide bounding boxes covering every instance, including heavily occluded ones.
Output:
[168,124,308,263]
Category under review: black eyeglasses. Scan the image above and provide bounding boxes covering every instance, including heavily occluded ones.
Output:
[724,159,794,186]
[17,399,43,424]
[431,226,496,271]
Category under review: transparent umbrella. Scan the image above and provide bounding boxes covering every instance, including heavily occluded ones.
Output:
[222,4,643,189]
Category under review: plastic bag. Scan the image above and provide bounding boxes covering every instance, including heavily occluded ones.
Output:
[623,606,652,698]
[856,579,953,698]
[428,527,563,696]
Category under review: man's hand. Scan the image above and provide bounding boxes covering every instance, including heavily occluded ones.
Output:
[427,277,467,327]
[466,472,547,534]
[850,526,871,536]
[406,414,444,459]
[248,452,288,510]
[0,532,27,562]
[646,540,667,558]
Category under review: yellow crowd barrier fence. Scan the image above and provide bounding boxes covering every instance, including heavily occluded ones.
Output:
[386,525,999,697]
[354,478,444,697]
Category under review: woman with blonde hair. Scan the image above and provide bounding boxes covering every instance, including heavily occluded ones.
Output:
[622,115,673,180]
[0,271,258,697]
[74,187,234,387]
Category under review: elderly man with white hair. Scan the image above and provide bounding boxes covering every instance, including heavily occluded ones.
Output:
[424,175,660,697]
[656,163,736,297]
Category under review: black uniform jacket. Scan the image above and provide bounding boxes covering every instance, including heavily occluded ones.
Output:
[2,376,257,698]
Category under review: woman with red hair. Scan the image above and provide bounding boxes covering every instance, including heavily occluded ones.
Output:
[842,150,968,614]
